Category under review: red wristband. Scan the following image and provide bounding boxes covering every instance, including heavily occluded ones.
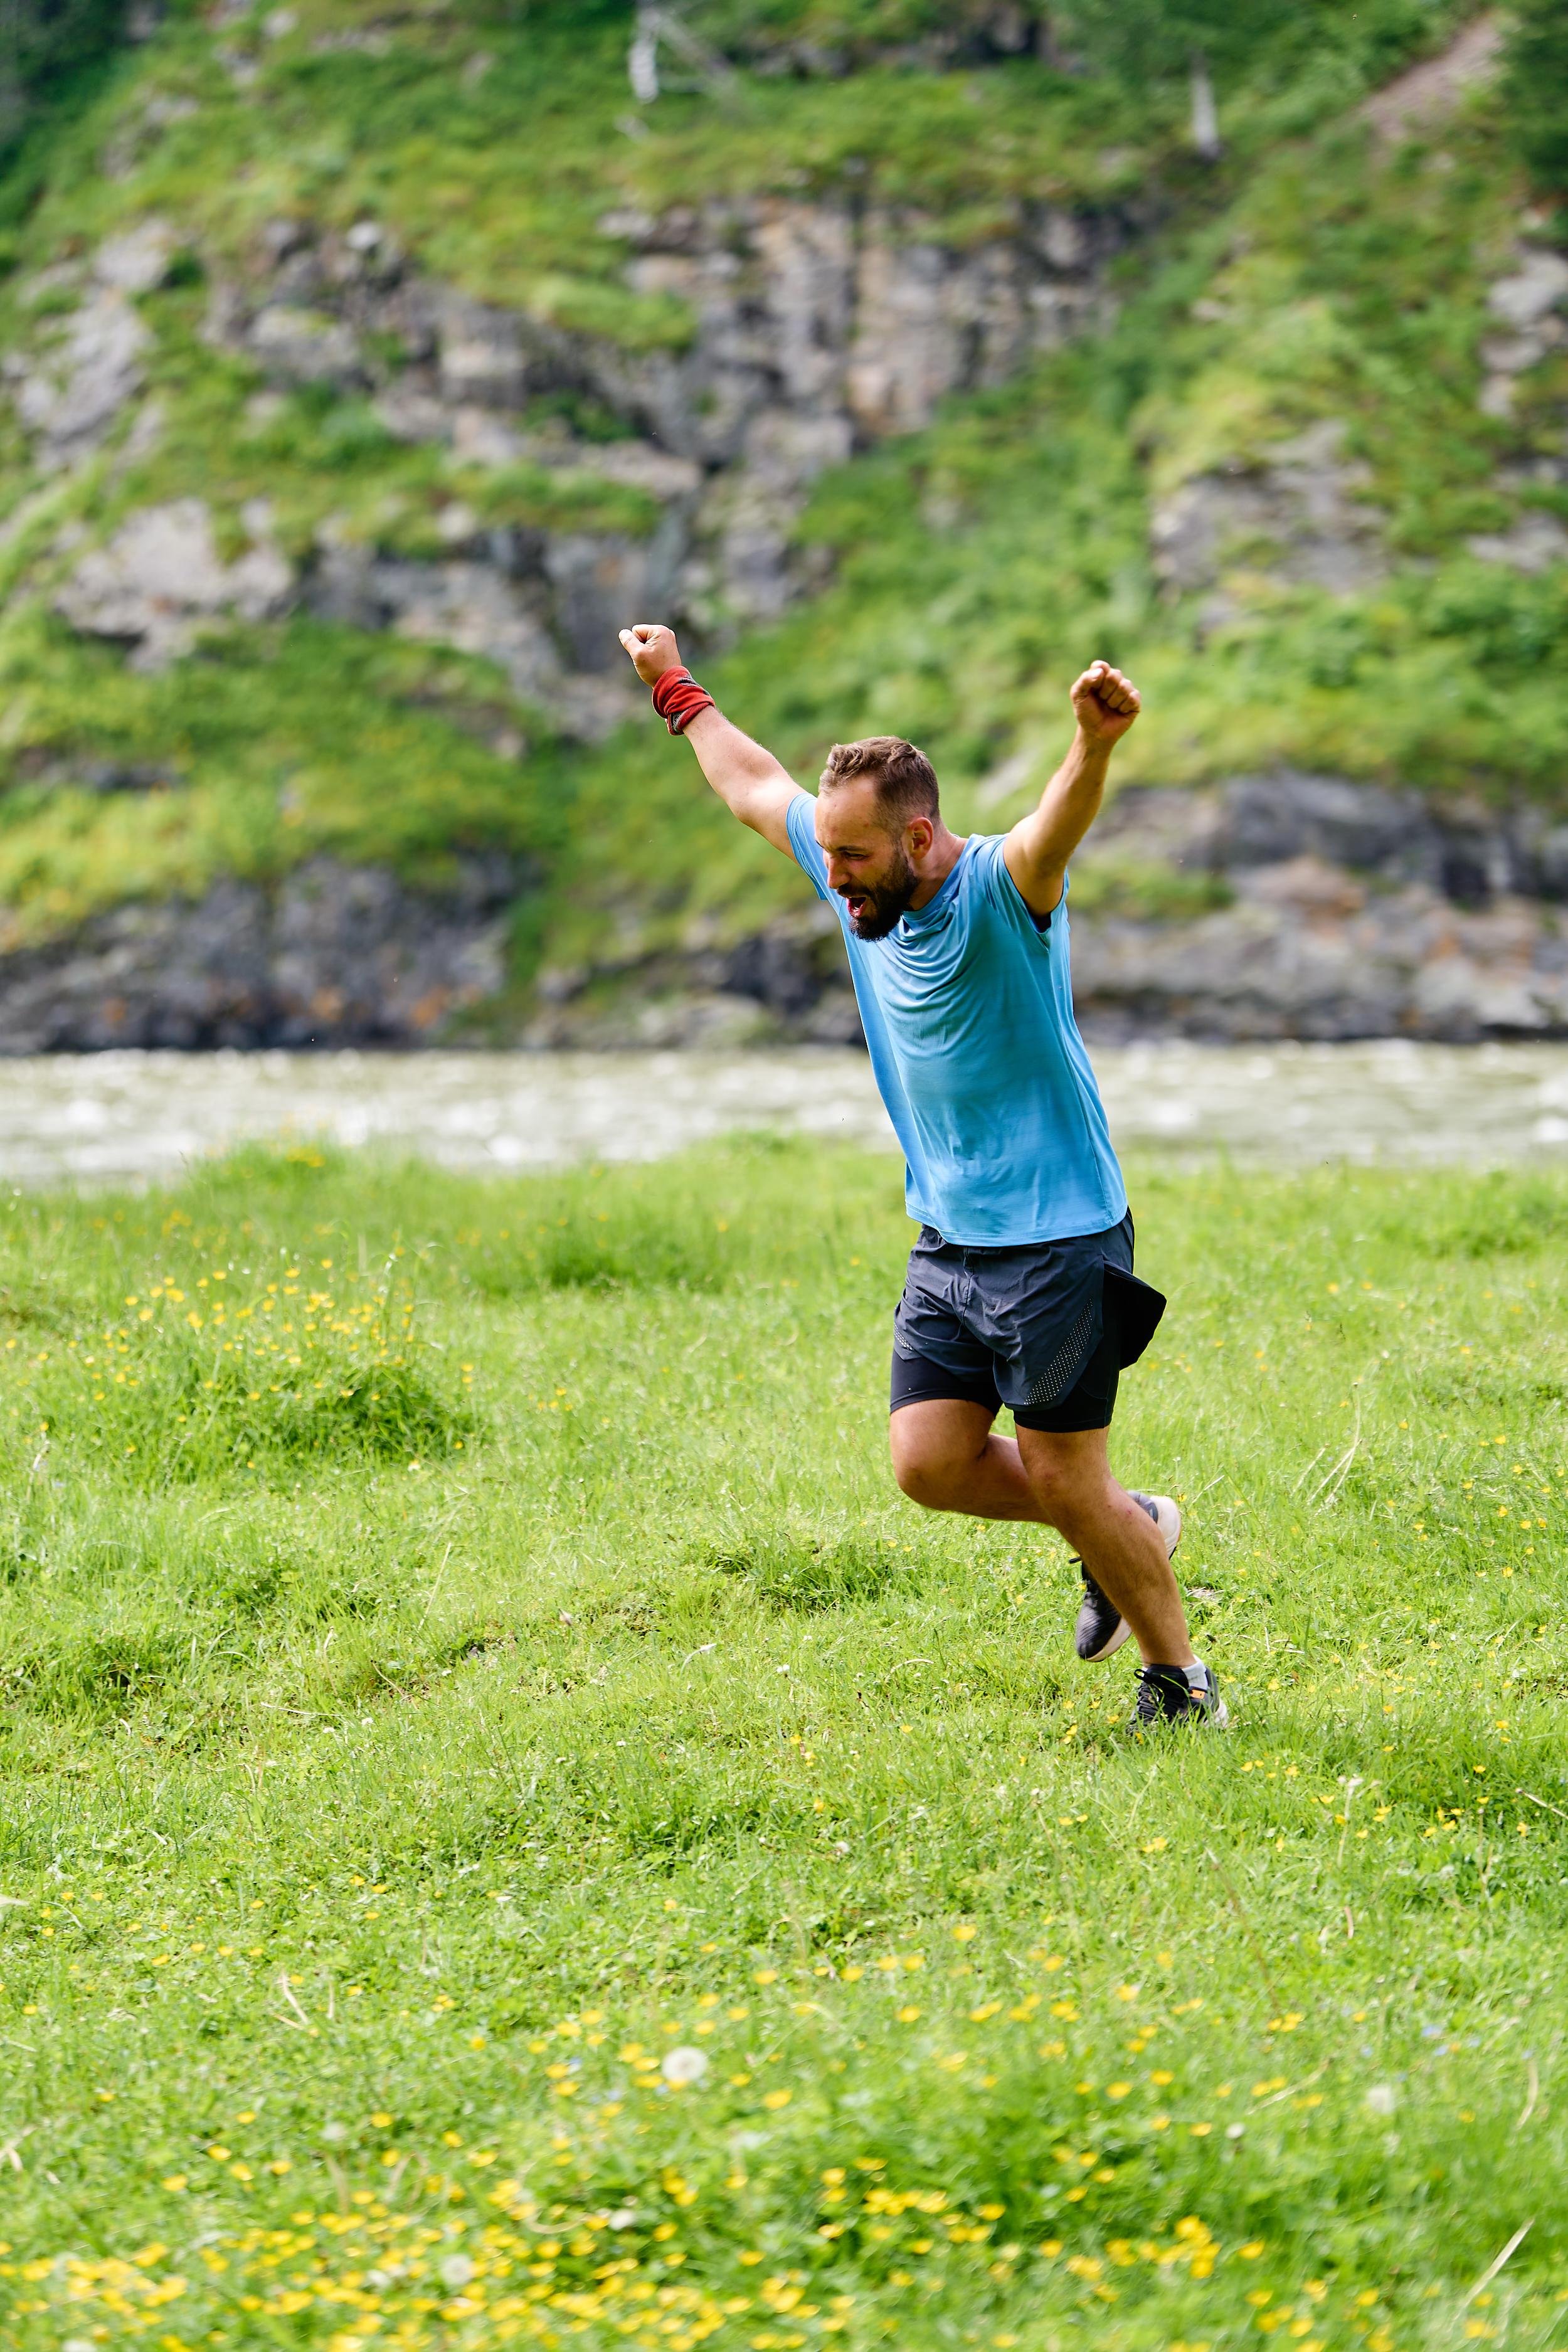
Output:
[651,666,716,736]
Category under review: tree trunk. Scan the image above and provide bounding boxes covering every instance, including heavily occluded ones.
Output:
[1189,49,1222,160]
[628,6,660,104]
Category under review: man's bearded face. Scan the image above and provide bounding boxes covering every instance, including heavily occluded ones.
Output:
[839,839,919,939]
[817,783,923,940]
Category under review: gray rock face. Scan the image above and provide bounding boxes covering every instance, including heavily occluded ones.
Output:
[526,897,861,1051]
[55,497,295,667]
[1070,884,1568,1046]
[696,408,853,622]
[302,534,651,732]
[24,188,1123,729]
[1150,419,1384,605]
[306,541,563,699]
[1069,775,1568,1042]
[94,219,179,296]
[247,302,364,388]
[1488,246,1568,333]
[528,772,1568,1049]
[1197,773,1422,874]
[198,191,1126,645]
[1465,512,1568,574]
[598,194,1120,622]
[436,292,527,406]
[0,855,519,1053]
[13,288,149,469]
[1479,241,1568,418]
[1098,773,1568,906]
[5,221,181,469]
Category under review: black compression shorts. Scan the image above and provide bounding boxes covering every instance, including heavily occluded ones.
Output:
[890,1313,1122,1431]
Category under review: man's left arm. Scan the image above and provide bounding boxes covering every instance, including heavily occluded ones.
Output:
[1002,659,1142,919]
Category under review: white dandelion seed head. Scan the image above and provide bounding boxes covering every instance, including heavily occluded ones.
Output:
[440,2254,475,2288]
[1364,2084,1397,2116]
[662,2044,709,2086]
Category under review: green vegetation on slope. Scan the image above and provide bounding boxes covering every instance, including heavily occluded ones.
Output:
[0,0,1183,943]
[3,1142,1568,2339]
[0,0,132,161]
[1503,0,1568,209]
[543,79,1564,970]
[0,0,1557,980]
[687,0,1467,117]
[0,617,562,946]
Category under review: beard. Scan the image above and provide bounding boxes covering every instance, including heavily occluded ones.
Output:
[840,847,918,940]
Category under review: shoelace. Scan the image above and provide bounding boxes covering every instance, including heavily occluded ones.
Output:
[1134,1665,1199,1720]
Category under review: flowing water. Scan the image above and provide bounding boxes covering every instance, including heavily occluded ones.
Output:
[5,1040,1568,1187]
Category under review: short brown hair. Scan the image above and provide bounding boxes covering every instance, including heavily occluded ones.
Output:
[819,736,940,826]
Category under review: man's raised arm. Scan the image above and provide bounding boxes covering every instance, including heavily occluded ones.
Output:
[618,622,799,856]
[1002,659,1142,920]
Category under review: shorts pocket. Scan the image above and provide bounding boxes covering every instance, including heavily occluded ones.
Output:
[1103,1261,1166,1367]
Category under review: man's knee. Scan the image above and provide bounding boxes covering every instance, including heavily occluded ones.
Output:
[889,1421,975,1510]
[894,1459,952,1510]
[889,1436,948,1508]
[1016,1433,1108,1529]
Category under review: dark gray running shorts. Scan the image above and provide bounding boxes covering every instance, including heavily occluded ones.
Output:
[889,1210,1166,1433]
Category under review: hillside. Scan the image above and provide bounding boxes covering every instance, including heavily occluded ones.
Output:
[0,0,1562,1046]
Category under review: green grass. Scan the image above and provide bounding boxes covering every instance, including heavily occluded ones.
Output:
[3,1136,1568,2343]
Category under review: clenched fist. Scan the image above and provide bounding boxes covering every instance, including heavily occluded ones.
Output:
[1071,659,1141,746]
[618,622,683,685]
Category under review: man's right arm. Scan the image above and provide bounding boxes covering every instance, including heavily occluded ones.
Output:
[619,622,800,856]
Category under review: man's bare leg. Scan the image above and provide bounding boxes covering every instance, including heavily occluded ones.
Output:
[889,1401,1194,1668]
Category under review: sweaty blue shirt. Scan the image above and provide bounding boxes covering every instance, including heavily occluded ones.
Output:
[786,792,1126,1247]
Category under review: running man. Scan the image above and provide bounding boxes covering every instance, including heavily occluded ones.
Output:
[618,623,1223,1730]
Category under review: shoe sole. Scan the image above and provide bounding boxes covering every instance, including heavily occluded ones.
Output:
[1080,1493,1183,1663]
[1081,1614,1133,1663]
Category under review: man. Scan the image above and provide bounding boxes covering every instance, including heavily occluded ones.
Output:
[617,622,1223,1730]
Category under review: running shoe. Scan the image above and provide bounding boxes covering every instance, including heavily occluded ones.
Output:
[1128,1659,1228,1732]
[1073,1491,1182,1662]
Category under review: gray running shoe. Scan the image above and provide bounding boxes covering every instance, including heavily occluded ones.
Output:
[1073,1491,1182,1662]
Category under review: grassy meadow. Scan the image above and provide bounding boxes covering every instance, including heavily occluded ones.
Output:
[1,1136,1567,2346]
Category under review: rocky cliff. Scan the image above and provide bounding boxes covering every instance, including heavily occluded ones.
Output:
[35,189,1125,701]
[0,1,1561,1047]
[0,162,1126,1044]
[522,774,1568,1051]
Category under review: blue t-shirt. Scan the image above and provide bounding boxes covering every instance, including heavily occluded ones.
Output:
[786,791,1126,1247]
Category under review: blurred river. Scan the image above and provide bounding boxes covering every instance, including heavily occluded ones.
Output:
[6,1041,1568,1187]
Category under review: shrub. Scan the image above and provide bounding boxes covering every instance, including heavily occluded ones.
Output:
[12,1256,479,1484]
[1503,0,1568,205]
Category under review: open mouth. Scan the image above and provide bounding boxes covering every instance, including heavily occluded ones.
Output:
[843,892,870,921]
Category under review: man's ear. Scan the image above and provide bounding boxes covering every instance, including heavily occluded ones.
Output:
[906,815,935,859]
